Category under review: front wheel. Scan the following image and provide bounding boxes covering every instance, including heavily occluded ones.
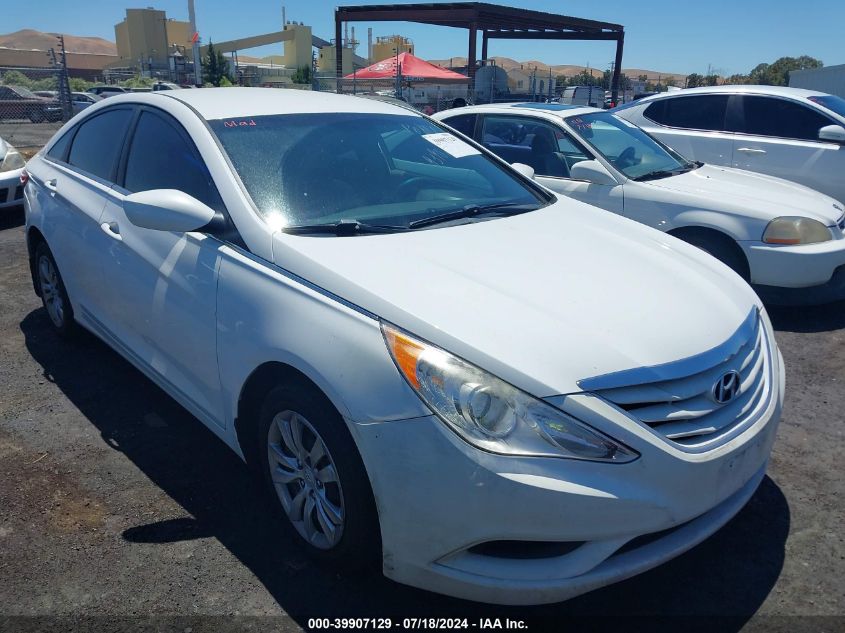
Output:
[258,382,380,569]
[29,110,46,123]
[34,242,76,338]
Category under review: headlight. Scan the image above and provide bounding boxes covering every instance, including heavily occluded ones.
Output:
[382,323,638,463]
[0,145,25,173]
[762,216,831,245]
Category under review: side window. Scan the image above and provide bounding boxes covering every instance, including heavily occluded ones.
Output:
[47,129,75,162]
[67,108,133,181]
[442,114,476,139]
[123,110,222,210]
[644,95,729,131]
[734,96,833,141]
[481,115,579,178]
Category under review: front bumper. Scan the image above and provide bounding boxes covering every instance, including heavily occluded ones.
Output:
[743,239,845,303]
[0,167,24,209]
[351,351,784,605]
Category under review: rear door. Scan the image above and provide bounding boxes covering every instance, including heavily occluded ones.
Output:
[95,106,227,429]
[638,94,733,165]
[32,106,134,318]
[728,94,843,202]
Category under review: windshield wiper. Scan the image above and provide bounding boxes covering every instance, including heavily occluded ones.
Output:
[408,202,537,229]
[634,161,703,182]
[281,220,409,236]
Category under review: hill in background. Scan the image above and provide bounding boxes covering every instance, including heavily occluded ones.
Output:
[0,29,116,55]
[428,55,687,84]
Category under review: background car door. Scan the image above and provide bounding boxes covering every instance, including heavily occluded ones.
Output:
[32,107,134,319]
[727,95,844,204]
[639,94,734,165]
[96,108,226,429]
[478,114,623,213]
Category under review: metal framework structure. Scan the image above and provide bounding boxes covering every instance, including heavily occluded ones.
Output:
[335,2,625,102]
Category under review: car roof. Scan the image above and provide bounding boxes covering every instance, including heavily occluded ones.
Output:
[636,85,829,104]
[153,87,417,120]
[437,103,602,119]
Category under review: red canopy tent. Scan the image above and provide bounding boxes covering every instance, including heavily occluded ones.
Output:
[345,52,468,82]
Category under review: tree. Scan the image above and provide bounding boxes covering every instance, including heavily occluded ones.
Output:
[291,65,311,85]
[202,41,231,87]
[570,69,601,87]
[0,70,32,87]
[685,73,705,88]
[704,74,719,86]
[746,56,822,85]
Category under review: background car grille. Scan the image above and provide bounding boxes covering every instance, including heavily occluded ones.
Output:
[592,313,771,449]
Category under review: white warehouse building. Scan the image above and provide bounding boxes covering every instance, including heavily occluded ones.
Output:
[790,63,845,99]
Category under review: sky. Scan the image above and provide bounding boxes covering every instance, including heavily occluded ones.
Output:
[5,0,845,76]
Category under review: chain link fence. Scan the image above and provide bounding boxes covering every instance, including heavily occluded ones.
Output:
[0,67,72,157]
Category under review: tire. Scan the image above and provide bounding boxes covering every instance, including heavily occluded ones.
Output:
[34,242,76,338]
[29,109,46,123]
[257,381,380,570]
[677,231,750,281]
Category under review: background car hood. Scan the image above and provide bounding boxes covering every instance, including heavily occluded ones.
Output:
[648,164,843,224]
[271,200,759,397]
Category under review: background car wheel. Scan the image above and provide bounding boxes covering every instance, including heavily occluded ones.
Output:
[257,381,380,570]
[672,228,750,281]
[29,110,46,123]
[34,242,76,338]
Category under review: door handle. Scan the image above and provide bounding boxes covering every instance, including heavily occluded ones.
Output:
[100,221,123,241]
[736,147,767,155]
[44,178,58,193]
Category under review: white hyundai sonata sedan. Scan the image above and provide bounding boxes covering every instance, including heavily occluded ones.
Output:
[23,88,783,605]
[435,104,845,305]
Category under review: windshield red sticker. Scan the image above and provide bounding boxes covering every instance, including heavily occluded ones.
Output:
[222,119,257,128]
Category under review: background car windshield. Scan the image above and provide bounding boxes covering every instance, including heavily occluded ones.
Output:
[565,112,689,179]
[210,113,543,228]
[808,95,845,119]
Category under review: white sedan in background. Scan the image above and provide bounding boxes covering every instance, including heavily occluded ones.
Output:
[24,88,782,604]
[435,104,845,304]
[0,136,25,209]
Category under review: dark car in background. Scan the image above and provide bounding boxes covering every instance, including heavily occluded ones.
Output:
[0,85,62,122]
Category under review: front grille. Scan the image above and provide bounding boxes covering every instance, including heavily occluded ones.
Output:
[0,188,7,203]
[592,311,771,450]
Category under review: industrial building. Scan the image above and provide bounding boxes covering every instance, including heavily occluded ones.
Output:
[790,64,845,99]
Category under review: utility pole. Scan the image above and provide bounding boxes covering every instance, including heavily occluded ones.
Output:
[50,35,72,122]
[188,0,202,85]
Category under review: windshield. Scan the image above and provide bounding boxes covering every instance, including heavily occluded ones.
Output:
[11,86,37,99]
[564,111,693,179]
[808,95,845,119]
[210,112,546,231]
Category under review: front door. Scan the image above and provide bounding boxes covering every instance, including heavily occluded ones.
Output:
[95,107,226,428]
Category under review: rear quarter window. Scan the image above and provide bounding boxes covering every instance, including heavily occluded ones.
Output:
[644,95,729,131]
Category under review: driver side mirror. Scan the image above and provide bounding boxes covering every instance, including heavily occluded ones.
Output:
[510,162,535,180]
[819,124,845,143]
[569,160,617,186]
[123,189,216,232]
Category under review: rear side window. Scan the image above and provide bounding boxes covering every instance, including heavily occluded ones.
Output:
[733,96,833,141]
[47,130,74,162]
[442,114,477,139]
[67,108,133,181]
[644,95,729,131]
[123,110,221,209]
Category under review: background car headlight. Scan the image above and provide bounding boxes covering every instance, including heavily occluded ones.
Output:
[762,216,831,245]
[0,145,25,173]
[382,323,638,463]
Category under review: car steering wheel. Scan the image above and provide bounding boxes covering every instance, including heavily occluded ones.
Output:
[615,146,638,169]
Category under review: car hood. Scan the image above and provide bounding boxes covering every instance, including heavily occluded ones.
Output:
[647,164,843,224]
[271,199,759,397]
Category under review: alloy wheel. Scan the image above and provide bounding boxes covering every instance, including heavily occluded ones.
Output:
[267,410,346,549]
[38,254,65,328]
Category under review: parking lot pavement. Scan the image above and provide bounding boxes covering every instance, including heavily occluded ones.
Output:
[0,207,843,631]
[0,122,62,157]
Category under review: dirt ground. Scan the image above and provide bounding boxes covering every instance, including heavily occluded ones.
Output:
[0,205,843,633]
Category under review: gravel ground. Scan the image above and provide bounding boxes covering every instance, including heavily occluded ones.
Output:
[0,122,62,157]
[0,206,843,632]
